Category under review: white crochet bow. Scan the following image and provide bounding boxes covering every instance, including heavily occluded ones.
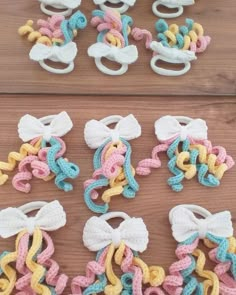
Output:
[84,114,141,149]
[18,111,73,142]
[94,0,135,5]
[170,206,233,242]
[150,42,197,62]
[0,201,66,238]
[30,42,77,63]
[83,215,149,252]
[38,0,81,8]
[155,115,208,142]
[88,43,138,64]
[158,0,194,6]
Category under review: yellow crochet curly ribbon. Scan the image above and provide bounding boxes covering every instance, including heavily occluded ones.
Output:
[176,151,197,180]
[18,20,53,46]
[26,228,51,295]
[101,141,135,204]
[193,248,219,295]
[188,22,204,43]
[0,231,26,295]
[0,139,42,185]
[190,144,228,179]
[104,243,123,295]
[114,241,165,287]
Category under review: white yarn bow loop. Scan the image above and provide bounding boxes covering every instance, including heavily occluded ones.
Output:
[18,111,73,142]
[150,42,197,62]
[154,115,208,142]
[170,207,233,242]
[29,42,78,63]
[83,216,149,252]
[84,114,141,149]
[88,43,138,64]
[39,0,81,8]
[0,201,66,238]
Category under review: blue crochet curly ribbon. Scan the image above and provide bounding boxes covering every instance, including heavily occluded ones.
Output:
[180,234,204,295]
[121,273,134,295]
[155,18,195,49]
[84,138,139,213]
[167,137,219,191]
[206,233,236,279]
[60,10,87,44]
[43,137,80,192]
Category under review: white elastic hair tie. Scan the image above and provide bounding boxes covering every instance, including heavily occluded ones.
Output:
[150,55,191,76]
[95,58,129,76]
[152,0,183,18]
[39,114,57,125]
[100,115,123,126]
[174,116,193,125]
[18,201,48,214]
[100,211,130,221]
[99,2,129,13]
[40,3,73,16]
[169,204,212,224]
[38,60,74,74]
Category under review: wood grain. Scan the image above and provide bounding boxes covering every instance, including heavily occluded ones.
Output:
[0,0,236,95]
[0,95,235,293]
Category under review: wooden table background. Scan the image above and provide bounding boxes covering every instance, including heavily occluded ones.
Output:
[0,0,236,293]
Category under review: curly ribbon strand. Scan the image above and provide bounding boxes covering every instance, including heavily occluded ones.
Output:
[0,138,41,185]
[84,139,138,213]
[45,137,79,192]
[91,9,132,48]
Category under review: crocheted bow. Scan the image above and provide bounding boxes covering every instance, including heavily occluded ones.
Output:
[88,43,138,64]
[155,115,208,142]
[29,42,78,63]
[38,0,81,8]
[84,114,141,149]
[18,111,73,142]
[0,201,66,238]
[158,0,194,5]
[83,216,149,252]
[171,207,233,242]
[150,42,197,62]
[94,0,135,5]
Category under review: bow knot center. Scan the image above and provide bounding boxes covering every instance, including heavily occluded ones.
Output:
[26,217,36,235]
[180,125,188,141]
[110,129,120,143]
[42,125,52,141]
[111,228,121,248]
[196,219,208,239]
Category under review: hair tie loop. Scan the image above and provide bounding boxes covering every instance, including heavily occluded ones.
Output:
[152,0,194,18]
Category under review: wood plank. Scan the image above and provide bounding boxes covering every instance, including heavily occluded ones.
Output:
[0,0,235,95]
[0,95,235,293]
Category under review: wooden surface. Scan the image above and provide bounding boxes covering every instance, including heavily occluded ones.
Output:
[0,0,236,95]
[0,96,236,294]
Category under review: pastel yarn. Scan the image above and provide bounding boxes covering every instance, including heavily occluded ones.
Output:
[71,212,165,295]
[83,114,141,213]
[0,112,79,192]
[136,116,234,191]
[0,201,68,295]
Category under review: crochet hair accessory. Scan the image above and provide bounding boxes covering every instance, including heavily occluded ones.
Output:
[88,9,138,76]
[136,115,234,192]
[132,18,211,76]
[152,0,195,18]
[0,200,68,295]
[84,114,141,213]
[0,112,80,192]
[71,211,165,295]
[163,204,236,295]
[18,11,87,74]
